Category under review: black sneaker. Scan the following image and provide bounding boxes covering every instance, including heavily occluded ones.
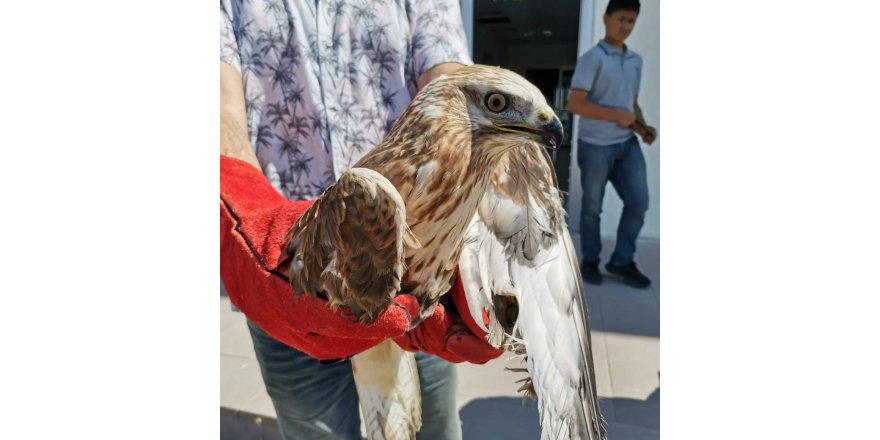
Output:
[582,261,603,285]
[605,262,651,288]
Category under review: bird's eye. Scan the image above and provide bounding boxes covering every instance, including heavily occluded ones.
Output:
[485,93,508,112]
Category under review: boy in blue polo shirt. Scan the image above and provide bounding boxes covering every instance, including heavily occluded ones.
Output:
[568,0,656,288]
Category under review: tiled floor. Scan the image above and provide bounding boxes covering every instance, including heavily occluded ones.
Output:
[221,237,660,439]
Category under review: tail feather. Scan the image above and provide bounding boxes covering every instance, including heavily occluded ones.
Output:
[352,340,422,440]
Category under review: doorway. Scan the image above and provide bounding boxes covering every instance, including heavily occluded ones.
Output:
[471,0,582,201]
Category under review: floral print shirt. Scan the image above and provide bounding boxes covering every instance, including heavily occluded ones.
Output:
[220,0,472,200]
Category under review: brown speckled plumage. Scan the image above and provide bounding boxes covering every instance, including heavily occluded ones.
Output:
[282,65,560,324]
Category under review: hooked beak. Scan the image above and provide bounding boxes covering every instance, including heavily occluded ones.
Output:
[496,110,564,150]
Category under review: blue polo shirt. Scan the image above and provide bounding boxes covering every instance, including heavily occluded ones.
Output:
[572,40,643,146]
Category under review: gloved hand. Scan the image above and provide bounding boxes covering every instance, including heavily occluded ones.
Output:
[220,156,503,363]
[392,271,503,364]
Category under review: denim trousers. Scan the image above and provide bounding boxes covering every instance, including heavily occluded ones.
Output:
[578,135,649,266]
[246,319,462,440]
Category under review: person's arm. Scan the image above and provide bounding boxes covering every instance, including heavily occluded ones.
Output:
[567,50,635,128]
[409,0,471,91]
[633,99,646,126]
[568,89,635,128]
[220,61,260,169]
[633,98,657,145]
[416,62,465,91]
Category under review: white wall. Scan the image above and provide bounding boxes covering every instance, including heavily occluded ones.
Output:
[568,0,660,240]
[460,0,474,55]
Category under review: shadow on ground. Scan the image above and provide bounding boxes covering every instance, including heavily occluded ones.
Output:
[460,389,659,440]
[221,408,282,440]
[460,397,541,439]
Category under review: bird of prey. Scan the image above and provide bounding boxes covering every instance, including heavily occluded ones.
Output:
[282,65,604,439]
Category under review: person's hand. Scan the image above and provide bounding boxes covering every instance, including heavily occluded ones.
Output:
[220,155,503,363]
[629,119,657,145]
[616,110,637,128]
[642,126,657,145]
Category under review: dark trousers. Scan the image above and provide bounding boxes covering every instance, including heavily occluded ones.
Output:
[578,135,649,266]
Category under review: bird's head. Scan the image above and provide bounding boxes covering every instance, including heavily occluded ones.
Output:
[423,65,564,151]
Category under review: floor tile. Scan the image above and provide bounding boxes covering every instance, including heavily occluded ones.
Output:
[220,355,269,412]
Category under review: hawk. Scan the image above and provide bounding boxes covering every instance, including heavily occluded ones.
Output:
[282,65,605,439]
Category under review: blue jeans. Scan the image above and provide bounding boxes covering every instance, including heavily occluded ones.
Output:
[578,135,649,266]
[247,320,462,440]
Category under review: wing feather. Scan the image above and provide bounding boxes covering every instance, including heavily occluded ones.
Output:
[458,142,607,439]
[282,167,418,323]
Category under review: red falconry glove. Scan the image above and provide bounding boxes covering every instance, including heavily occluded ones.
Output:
[392,271,504,364]
[220,156,503,363]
